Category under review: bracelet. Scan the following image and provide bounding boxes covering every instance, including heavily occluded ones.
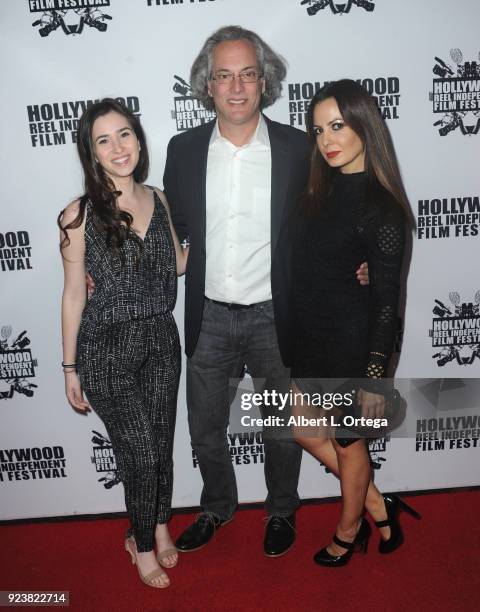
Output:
[62,361,77,373]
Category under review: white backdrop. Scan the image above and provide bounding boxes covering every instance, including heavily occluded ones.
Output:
[1,0,479,520]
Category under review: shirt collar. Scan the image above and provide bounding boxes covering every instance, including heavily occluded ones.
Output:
[210,114,270,149]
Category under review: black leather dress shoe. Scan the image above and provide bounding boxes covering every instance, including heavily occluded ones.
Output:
[264,514,296,557]
[175,512,231,552]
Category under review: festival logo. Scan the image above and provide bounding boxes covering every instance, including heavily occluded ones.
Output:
[322,437,390,473]
[90,430,121,489]
[300,0,375,16]
[430,50,480,136]
[171,76,216,132]
[416,416,480,452]
[192,372,265,468]
[26,96,140,148]
[417,196,479,240]
[0,446,67,482]
[29,1,112,37]
[0,231,33,273]
[228,431,265,467]
[288,77,400,127]
[430,292,480,367]
[191,431,265,469]
[0,327,38,401]
[368,437,389,469]
[414,378,480,452]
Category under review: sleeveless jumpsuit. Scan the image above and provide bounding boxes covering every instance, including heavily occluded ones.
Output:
[77,189,180,552]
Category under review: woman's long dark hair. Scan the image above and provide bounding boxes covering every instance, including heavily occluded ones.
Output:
[58,98,149,256]
[304,79,413,223]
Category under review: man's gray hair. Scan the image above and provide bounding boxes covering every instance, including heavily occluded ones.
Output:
[190,25,287,111]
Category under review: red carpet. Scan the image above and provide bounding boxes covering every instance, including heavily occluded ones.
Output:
[1,490,479,612]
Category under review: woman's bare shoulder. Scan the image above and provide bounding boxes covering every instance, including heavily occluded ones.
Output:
[59,197,86,228]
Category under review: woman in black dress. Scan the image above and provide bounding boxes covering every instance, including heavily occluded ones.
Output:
[59,99,188,587]
[292,80,419,566]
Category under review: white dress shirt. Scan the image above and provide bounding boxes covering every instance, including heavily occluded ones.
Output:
[205,115,272,304]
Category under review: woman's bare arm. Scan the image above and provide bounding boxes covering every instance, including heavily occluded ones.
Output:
[60,200,89,411]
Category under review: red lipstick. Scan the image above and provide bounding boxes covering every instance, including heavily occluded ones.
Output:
[326,151,341,159]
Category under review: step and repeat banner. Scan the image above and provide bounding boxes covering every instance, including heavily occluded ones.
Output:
[1,0,479,520]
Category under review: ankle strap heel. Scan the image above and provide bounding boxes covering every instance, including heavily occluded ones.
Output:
[314,518,371,567]
[376,494,421,554]
[398,498,422,520]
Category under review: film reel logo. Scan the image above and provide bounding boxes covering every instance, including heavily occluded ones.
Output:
[29,1,113,37]
[0,326,38,401]
[300,0,375,16]
[90,430,121,489]
[171,75,216,132]
[430,291,480,366]
[430,49,480,136]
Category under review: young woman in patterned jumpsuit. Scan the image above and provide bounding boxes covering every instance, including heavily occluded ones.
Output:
[59,98,188,588]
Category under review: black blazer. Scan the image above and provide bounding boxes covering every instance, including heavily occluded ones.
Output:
[163,115,310,366]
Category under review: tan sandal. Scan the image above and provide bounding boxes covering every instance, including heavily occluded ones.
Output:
[125,537,170,589]
[157,547,178,568]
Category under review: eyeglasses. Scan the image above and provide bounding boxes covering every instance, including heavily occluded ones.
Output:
[211,70,262,84]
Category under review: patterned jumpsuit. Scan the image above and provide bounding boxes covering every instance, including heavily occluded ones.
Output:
[77,189,180,552]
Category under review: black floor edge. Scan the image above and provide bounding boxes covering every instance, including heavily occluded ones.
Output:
[1,485,478,526]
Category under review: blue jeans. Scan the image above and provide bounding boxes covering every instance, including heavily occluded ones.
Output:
[186,298,302,520]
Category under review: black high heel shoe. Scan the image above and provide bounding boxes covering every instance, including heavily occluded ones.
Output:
[313,518,371,567]
[375,494,421,554]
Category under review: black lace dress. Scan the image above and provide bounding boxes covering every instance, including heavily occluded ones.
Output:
[292,171,406,392]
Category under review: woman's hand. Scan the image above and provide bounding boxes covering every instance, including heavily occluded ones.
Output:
[356,261,369,285]
[357,388,385,419]
[86,273,95,298]
[64,371,90,412]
